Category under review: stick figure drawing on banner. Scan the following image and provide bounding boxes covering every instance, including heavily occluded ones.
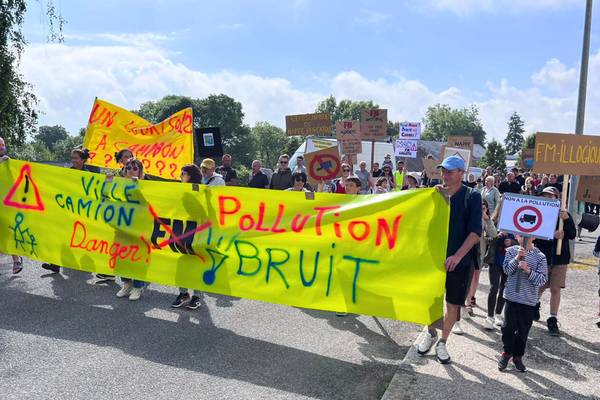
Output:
[9,213,38,257]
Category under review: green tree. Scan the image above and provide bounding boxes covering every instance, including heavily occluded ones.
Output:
[250,122,288,170]
[9,140,55,161]
[504,111,525,155]
[387,120,400,138]
[53,136,83,161]
[522,132,536,149]
[479,139,506,171]
[315,95,378,136]
[421,104,487,145]
[134,94,253,167]
[1,1,65,147]
[35,125,69,152]
[282,136,303,159]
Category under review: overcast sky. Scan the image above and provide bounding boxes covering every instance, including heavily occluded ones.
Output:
[21,0,600,142]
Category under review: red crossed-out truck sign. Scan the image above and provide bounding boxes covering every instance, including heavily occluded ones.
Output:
[498,193,560,240]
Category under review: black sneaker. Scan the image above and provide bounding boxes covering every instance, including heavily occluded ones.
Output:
[186,295,201,310]
[547,317,560,336]
[498,355,511,371]
[513,358,527,372]
[95,274,116,281]
[534,302,541,321]
[171,292,191,308]
[41,263,60,273]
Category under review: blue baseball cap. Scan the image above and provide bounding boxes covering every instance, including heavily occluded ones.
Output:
[437,156,466,171]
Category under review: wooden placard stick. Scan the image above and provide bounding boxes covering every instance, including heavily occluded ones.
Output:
[556,174,569,256]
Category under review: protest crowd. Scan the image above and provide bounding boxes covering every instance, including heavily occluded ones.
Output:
[1,134,599,375]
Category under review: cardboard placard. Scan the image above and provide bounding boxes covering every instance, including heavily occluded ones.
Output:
[400,122,421,139]
[576,175,600,205]
[286,113,332,136]
[422,158,441,180]
[521,149,535,170]
[304,146,343,185]
[442,146,471,170]
[336,120,362,155]
[394,139,418,158]
[306,138,337,153]
[361,109,387,139]
[498,193,561,240]
[533,132,600,175]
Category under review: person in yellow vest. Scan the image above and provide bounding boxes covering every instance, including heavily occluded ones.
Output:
[394,159,406,190]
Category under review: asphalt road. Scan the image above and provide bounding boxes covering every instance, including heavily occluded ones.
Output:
[0,254,416,400]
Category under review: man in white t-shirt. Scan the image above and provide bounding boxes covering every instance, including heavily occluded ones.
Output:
[200,159,226,186]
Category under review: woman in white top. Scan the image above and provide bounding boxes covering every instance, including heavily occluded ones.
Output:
[481,176,500,216]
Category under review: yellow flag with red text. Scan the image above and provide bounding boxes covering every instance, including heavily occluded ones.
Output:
[83,99,194,178]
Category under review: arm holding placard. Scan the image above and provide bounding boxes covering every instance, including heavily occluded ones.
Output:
[555,175,569,255]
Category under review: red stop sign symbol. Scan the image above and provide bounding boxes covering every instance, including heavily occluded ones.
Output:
[513,206,543,234]
[309,154,341,181]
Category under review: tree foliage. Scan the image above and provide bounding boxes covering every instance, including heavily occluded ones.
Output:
[421,104,487,145]
[522,132,536,149]
[479,139,507,171]
[250,122,288,170]
[35,124,69,152]
[9,140,55,162]
[504,111,525,155]
[53,135,83,161]
[134,94,253,167]
[0,1,65,147]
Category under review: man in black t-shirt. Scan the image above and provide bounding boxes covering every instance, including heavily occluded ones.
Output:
[543,174,563,193]
[215,154,237,186]
[248,160,269,189]
[512,167,525,187]
[498,172,521,194]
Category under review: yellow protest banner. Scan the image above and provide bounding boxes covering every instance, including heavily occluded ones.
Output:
[0,160,449,325]
[83,99,194,179]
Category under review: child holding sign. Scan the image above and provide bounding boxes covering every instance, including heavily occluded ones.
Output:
[499,235,548,372]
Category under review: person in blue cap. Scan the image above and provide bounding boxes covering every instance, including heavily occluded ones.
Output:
[417,155,483,364]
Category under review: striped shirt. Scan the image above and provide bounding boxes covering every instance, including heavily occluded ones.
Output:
[503,246,548,306]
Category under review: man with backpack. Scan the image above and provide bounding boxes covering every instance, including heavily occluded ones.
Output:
[417,156,482,364]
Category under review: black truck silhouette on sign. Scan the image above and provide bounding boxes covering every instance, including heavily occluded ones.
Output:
[520,214,537,225]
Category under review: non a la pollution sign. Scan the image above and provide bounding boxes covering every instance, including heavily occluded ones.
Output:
[83,99,194,179]
[0,160,449,325]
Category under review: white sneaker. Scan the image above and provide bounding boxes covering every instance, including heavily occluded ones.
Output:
[129,287,142,301]
[452,321,464,335]
[116,281,133,298]
[435,342,451,364]
[494,314,505,327]
[460,307,471,320]
[483,317,494,331]
[417,331,437,355]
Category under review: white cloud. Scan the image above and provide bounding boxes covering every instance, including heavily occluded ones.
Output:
[20,37,600,143]
[218,23,244,30]
[416,0,582,17]
[354,10,392,25]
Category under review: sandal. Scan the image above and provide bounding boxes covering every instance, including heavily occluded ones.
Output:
[13,256,23,274]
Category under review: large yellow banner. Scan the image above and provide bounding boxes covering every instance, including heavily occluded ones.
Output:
[0,160,449,325]
[83,99,194,178]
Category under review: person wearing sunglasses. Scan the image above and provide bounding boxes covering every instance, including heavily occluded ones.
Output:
[114,148,134,177]
[116,158,147,301]
[330,163,352,194]
[199,158,226,186]
[285,171,309,192]
[269,154,293,190]
[380,165,396,190]
[171,163,204,310]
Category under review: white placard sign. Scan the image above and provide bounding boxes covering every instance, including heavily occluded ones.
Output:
[442,147,471,170]
[394,139,418,158]
[498,193,561,240]
[400,122,421,139]
[306,138,337,153]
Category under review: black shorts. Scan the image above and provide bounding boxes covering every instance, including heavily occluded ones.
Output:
[445,267,471,306]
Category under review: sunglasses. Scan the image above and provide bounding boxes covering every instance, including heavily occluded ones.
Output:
[126,165,139,171]
[343,169,350,172]
[383,169,390,171]
[294,176,305,182]
[279,160,288,164]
